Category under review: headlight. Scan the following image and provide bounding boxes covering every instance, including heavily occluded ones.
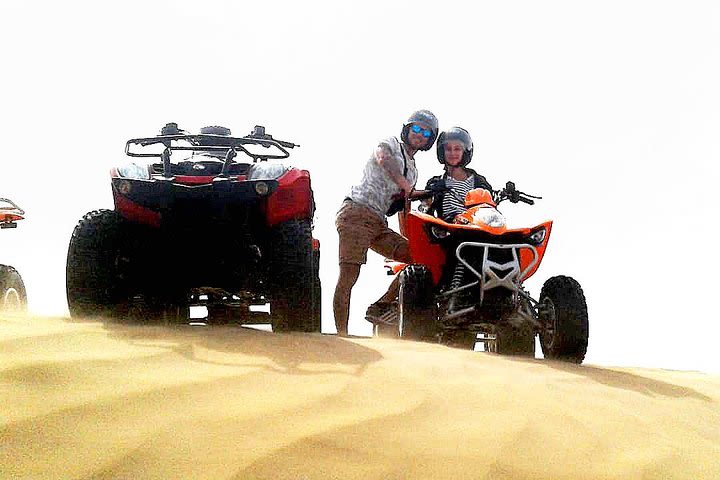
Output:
[117,180,132,195]
[254,182,269,196]
[117,162,150,180]
[247,163,288,180]
[528,228,546,245]
[472,208,506,228]
[430,225,450,239]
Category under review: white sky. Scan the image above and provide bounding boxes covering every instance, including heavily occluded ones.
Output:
[1,1,718,372]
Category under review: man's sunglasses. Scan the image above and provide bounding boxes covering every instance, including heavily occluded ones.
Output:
[410,124,433,138]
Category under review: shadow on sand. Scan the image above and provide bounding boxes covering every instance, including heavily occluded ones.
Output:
[503,355,714,403]
[73,315,383,377]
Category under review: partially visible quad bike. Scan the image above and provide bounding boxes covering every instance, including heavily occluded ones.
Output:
[376,182,589,363]
[0,198,27,313]
[66,123,321,332]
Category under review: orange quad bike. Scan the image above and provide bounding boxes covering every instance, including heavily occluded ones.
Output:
[377,182,589,363]
[0,198,27,312]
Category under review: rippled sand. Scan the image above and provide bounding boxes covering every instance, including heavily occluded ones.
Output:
[1,314,719,479]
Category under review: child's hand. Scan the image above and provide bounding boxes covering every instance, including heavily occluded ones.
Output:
[454,214,470,224]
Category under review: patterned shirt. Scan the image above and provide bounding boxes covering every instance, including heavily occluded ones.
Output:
[348,137,418,221]
[441,175,476,222]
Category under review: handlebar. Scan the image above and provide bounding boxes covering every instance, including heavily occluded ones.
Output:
[499,181,541,205]
[517,196,534,205]
[412,180,541,207]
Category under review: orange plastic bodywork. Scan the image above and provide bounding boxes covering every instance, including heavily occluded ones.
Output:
[464,189,496,207]
[403,210,553,286]
[455,205,508,235]
[383,261,408,279]
[0,200,24,225]
[517,220,552,281]
[0,212,24,223]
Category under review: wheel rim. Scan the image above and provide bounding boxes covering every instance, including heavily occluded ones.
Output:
[2,287,22,310]
[540,297,558,350]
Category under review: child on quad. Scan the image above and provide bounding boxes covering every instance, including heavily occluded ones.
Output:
[334,110,439,335]
[422,127,497,223]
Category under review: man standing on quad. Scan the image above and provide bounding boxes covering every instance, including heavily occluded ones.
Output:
[333,110,439,336]
[423,127,495,223]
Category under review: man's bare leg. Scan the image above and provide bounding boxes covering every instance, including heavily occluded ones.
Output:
[370,243,410,305]
[333,263,361,336]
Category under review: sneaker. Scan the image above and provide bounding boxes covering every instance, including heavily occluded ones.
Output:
[365,301,398,325]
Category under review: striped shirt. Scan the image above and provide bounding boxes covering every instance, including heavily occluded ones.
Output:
[442,175,476,222]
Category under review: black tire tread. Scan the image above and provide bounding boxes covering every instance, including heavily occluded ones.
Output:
[268,219,316,332]
[0,264,27,312]
[539,275,589,363]
[311,247,321,332]
[399,264,435,340]
[66,209,127,319]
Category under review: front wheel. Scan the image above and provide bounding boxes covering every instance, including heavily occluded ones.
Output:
[0,265,27,313]
[268,219,316,332]
[66,209,130,319]
[398,264,436,341]
[539,275,589,363]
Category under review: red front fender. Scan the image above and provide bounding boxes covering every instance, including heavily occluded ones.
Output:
[265,169,314,227]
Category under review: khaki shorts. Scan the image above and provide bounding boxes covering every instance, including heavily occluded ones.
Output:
[335,199,411,265]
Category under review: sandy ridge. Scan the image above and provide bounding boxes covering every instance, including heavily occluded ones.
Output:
[1,314,719,479]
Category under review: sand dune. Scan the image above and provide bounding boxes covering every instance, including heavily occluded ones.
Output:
[1,314,719,479]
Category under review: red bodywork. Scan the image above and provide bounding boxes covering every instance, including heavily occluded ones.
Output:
[262,169,314,227]
[402,209,553,286]
[110,167,314,229]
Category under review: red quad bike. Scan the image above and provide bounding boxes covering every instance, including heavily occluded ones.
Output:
[66,124,321,332]
[0,198,27,312]
[378,182,589,363]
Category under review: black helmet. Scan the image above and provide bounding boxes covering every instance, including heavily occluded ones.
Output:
[400,109,439,151]
[436,127,473,166]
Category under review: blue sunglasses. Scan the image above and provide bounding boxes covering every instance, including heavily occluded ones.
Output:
[410,124,433,138]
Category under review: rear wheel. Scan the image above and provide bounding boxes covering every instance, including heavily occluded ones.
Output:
[268,219,316,332]
[539,275,589,363]
[66,210,130,319]
[0,265,27,313]
[398,264,436,341]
